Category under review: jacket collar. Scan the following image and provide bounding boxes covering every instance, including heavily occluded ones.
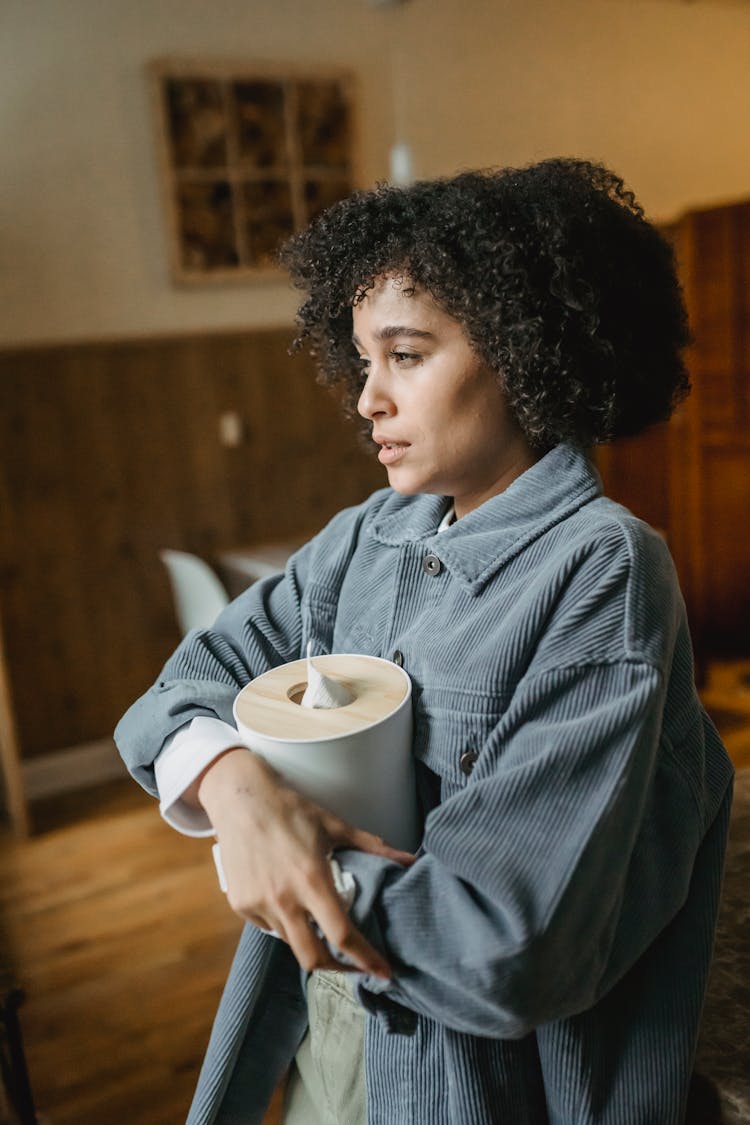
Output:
[369,444,602,594]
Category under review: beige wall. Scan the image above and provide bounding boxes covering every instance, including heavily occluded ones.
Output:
[2,0,750,346]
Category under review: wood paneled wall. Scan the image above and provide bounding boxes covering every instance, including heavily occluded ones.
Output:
[0,329,383,760]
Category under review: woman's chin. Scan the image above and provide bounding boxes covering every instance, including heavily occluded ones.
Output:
[385,469,424,496]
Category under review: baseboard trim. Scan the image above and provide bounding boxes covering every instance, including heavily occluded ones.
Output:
[23,739,128,800]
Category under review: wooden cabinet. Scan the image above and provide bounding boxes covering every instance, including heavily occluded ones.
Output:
[598,201,750,658]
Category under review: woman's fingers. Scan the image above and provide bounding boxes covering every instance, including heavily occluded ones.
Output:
[230,850,391,977]
[324,817,417,867]
[200,754,404,975]
[246,911,284,938]
[282,907,350,974]
[305,882,392,979]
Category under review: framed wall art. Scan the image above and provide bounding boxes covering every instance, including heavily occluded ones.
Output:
[150,59,357,283]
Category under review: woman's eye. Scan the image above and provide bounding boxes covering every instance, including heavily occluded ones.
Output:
[389,350,420,365]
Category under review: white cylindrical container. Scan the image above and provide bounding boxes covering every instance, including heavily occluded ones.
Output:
[233,654,418,851]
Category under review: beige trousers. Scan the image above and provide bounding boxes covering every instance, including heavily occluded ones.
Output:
[282,970,367,1125]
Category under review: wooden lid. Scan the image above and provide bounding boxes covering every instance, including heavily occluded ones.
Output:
[234,654,410,742]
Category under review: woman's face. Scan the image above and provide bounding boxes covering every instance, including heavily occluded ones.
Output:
[353,276,539,518]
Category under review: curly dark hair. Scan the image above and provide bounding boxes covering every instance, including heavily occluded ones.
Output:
[279,158,691,449]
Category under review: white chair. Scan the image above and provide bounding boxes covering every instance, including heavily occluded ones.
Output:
[159,549,230,635]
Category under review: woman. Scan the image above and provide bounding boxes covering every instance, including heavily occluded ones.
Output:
[116,158,733,1124]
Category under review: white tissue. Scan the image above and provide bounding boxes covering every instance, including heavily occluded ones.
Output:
[301,642,355,709]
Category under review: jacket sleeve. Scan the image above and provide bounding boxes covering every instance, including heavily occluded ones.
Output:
[114,489,392,794]
[338,656,713,1039]
[114,540,315,795]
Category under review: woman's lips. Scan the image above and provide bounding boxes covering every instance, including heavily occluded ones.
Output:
[377,442,410,466]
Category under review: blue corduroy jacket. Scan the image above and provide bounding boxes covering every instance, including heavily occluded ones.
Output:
[115,444,733,1124]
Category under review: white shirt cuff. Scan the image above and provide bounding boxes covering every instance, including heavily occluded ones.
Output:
[155,716,248,837]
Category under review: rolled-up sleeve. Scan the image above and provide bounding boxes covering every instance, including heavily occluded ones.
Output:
[155,717,250,835]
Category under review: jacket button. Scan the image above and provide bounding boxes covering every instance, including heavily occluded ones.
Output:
[422,553,442,576]
[392,650,404,667]
[459,751,479,776]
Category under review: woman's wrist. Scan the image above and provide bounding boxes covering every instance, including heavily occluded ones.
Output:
[196,746,271,814]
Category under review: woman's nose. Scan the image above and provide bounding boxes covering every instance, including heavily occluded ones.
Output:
[356,366,395,420]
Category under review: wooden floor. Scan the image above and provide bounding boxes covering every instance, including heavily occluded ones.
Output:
[0,781,284,1124]
[1,659,749,1124]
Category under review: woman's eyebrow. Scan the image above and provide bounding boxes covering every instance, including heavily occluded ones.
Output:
[352,326,436,346]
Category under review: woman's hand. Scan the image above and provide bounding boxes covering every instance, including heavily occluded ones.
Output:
[197,748,415,978]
